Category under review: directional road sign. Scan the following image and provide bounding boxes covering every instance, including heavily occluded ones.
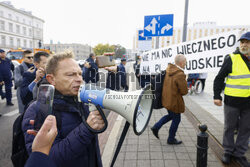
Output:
[138,30,152,41]
[144,14,173,37]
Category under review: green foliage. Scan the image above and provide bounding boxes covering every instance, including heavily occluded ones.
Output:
[93,43,115,55]
[93,43,126,58]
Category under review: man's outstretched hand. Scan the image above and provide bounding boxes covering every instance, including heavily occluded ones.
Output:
[27,115,58,155]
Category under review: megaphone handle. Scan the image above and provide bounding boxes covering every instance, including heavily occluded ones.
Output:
[88,103,97,112]
[86,103,108,134]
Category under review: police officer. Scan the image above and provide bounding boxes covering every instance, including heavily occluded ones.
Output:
[84,53,99,84]
[0,49,14,106]
[117,58,129,91]
[213,32,250,166]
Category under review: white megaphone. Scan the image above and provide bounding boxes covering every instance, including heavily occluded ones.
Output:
[78,84,153,135]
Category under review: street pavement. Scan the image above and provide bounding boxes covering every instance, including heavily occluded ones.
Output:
[101,69,224,167]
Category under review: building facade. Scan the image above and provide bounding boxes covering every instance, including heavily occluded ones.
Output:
[133,22,250,51]
[0,1,44,51]
[44,43,92,60]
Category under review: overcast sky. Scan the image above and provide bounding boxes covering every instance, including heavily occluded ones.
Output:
[8,0,250,49]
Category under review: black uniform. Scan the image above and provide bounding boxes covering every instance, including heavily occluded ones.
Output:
[0,57,14,105]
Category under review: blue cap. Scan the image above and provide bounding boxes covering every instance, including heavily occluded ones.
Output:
[239,32,250,41]
[0,49,5,53]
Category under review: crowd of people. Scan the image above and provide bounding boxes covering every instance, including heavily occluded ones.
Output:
[0,31,249,167]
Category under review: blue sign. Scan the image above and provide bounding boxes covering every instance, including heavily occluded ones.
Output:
[144,14,173,37]
[138,30,152,41]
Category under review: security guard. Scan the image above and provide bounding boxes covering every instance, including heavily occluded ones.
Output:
[0,49,14,106]
[213,32,250,166]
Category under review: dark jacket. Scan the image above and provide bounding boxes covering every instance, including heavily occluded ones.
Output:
[14,62,33,88]
[162,64,188,113]
[106,66,120,90]
[213,50,250,109]
[117,63,128,90]
[85,57,99,83]
[20,70,36,107]
[151,71,166,109]
[22,91,102,167]
[0,57,14,82]
[25,152,57,167]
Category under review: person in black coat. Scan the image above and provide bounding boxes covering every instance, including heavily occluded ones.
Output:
[105,66,120,90]
[84,53,99,84]
[117,58,129,91]
[20,52,49,108]
[0,49,14,106]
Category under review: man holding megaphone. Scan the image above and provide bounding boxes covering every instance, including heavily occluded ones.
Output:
[22,50,105,167]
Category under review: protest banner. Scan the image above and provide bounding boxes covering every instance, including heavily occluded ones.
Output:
[140,30,241,74]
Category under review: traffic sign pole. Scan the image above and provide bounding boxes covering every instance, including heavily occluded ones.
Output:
[182,0,189,42]
[155,37,159,49]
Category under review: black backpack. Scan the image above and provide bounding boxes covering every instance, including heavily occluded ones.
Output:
[11,99,62,167]
[11,100,33,167]
[151,71,166,109]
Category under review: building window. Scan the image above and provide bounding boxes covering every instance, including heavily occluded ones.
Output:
[36,30,40,38]
[172,30,176,44]
[210,29,214,35]
[9,37,14,47]
[227,28,231,32]
[161,37,165,48]
[199,29,202,38]
[29,28,32,36]
[1,36,6,46]
[216,29,219,34]
[0,11,3,17]
[177,29,181,43]
[23,27,27,35]
[16,25,20,34]
[29,21,32,26]
[9,23,13,32]
[17,38,21,47]
[16,16,19,22]
[30,41,32,48]
[23,19,25,24]
[188,29,192,41]
[205,29,208,36]
[8,14,12,19]
[221,28,225,33]
[0,20,5,30]
[23,39,27,48]
[193,29,197,39]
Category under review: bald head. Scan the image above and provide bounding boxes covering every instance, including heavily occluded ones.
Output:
[174,54,186,69]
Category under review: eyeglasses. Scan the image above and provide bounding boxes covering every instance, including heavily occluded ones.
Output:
[26,56,33,59]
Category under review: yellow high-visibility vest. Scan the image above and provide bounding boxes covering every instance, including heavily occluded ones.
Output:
[224,54,250,97]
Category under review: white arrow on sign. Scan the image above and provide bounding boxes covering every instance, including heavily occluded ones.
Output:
[161,23,172,34]
[145,17,158,35]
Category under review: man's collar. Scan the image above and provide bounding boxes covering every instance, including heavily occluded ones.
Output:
[175,64,184,71]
